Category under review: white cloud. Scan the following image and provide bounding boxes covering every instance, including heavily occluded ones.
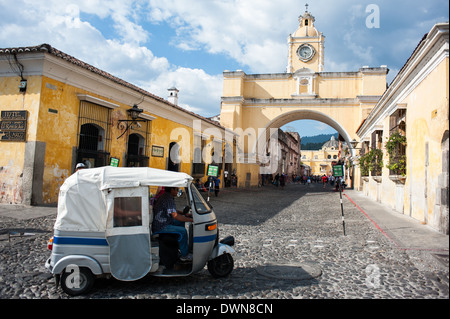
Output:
[1,0,448,123]
[146,0,295,73]
[0,0,222,115]
[147,67,223,116]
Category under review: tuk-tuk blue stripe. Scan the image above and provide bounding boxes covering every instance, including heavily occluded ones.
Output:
[193,234,216,243]
[53,236,108,246]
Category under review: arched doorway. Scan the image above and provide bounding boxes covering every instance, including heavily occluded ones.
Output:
[127,133,148,167]
[253,109,355,158]
[77,123,109,168]
[168,142,180,172]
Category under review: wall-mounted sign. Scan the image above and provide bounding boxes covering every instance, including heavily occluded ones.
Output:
[151,145,164,157]
[0,111,27,141]
[110,157,120,167]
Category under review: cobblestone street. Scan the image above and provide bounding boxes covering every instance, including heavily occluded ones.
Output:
[0,183,448,299]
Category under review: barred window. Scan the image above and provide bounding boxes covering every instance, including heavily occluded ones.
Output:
[76,101,112,168]
[388,108,407,175]
[389,108,406,135]
[371,130,383,150]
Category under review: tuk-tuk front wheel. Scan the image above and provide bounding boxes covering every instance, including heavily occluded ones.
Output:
[60,267,95,296]
[207,253,234,278]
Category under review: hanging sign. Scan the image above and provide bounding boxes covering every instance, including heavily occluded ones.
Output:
[207,164,219,177]
[333,164,344,177]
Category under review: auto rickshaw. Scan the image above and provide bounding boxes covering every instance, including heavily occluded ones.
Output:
[45,166,235,296]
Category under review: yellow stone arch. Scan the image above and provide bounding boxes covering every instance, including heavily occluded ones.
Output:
[218,8,389,186]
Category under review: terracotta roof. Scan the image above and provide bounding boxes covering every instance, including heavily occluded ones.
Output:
[0,43,224,129]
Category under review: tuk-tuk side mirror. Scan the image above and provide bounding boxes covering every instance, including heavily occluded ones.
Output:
[177,189,184,197]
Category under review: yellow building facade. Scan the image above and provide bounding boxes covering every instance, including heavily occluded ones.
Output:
[0,44,227,205]
[219,9,388,187]
[301,136,344,176]
[355,23,449,234]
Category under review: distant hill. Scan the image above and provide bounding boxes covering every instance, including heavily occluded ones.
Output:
[301,133,338,150]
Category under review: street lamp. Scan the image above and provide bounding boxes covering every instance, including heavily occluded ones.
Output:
[127,104,144,120]
[349,139,359,150]
[117,104,145,139]
[344,139,363,190]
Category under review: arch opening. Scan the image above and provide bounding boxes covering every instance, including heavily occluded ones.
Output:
[253,109,356,163]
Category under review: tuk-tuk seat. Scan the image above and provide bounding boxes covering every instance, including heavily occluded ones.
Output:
[151,231,181,242]
[153,232,180,269]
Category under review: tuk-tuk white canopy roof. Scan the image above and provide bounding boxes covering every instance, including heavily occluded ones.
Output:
[55,167,193,232]
[69,166,194,190]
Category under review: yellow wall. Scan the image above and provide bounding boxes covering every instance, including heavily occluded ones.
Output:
[1,73,219,204]
[403,58,449,223]
[37,77,80,202]
[317,74,361,98]
[356,40,448,232]
[243,78,295,99]
[149,117,194,175]
[0,75,41,203]
[228,72,381,100]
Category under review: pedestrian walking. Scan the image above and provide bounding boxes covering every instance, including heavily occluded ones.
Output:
[231,174,237,187]
[273,173,279,187]
[279,174,285,190]
[321,174,328,188]
[214,176,221,197]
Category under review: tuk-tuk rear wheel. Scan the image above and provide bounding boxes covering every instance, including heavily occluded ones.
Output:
[207,253,234,278]
[60,267,95,296]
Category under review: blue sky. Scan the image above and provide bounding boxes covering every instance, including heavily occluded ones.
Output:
[1,0,448,137]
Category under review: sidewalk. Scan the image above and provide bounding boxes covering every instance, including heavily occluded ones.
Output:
[0,203,56,220]
[343,189,449,252]
[343,189,449,271]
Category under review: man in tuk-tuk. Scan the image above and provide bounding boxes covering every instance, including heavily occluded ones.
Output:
[152,187,193,262]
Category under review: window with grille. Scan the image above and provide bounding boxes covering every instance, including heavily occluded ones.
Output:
[370,130,383,176]
[76,101,112,168]
[389,108,406,135]
[371,130,383,150]
[388,108,407,175]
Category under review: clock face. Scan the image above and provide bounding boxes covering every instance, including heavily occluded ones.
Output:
[297,44,315,62]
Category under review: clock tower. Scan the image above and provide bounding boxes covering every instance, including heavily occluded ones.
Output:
[287,5,325,73]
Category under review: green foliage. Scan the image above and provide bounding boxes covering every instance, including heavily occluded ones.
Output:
[359,153,370,176]
[359,148,383,176]
[385,132,407,176]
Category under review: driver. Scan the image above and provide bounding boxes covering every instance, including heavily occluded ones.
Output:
[152,187,193,262]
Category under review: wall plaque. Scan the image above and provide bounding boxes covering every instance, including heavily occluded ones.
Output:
[0,110,27,141]
[151,145,164,157]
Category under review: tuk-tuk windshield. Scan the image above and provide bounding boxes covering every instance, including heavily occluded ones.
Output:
[190,184,212,214]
